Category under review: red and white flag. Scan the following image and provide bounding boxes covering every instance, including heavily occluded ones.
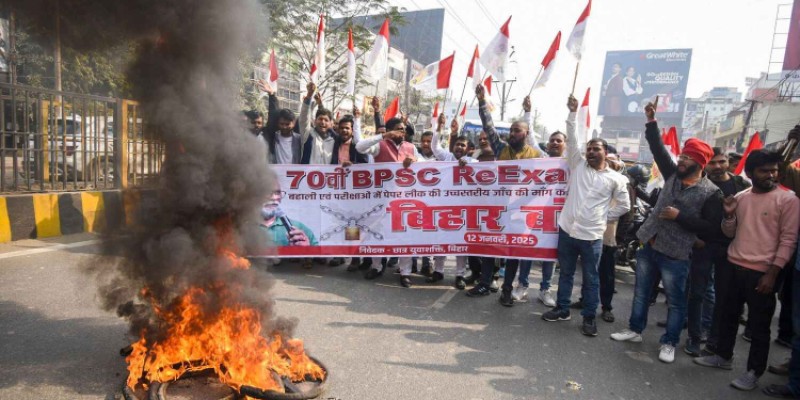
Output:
[365,18,390,83]
[663,126,681,159]
[310,14,326,83]
[467,45,483,90]
[432,101,439,118]
[268,49,279,91]
[566,0,591,61]
[480,16,511,83]
[410,52,455,91]
[483,75,496,112]
[345,28,356,95]
[576,88,591,143]
[458,102,467,127]
[533,31,561,90]
[735,132,764,175]
[384,96,400,123]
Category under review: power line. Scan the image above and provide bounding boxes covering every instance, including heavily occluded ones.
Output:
[474,0,500,28]
[432,0,487,47]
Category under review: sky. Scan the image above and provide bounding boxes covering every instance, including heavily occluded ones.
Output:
[389,0,791,134]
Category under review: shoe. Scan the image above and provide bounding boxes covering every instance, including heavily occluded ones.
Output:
[731,370,759,391]
[658,344,676,363]
[328,257,344,267]
[742,332,752,342]
[762,384,798,398]
[364,268,382,280]
[400,275,412,288]
[570,300,584,309]
[693,354,733,370]
[511,286,528,302]
[466,284,491,297]
[425,271,444,283]
[775,337,792,349]
[538,289,556,307]
[684,339,702,357]
[489,279,499,293]
[581,317,598,337]
[601,310,615,323]
[454,276,466,290]
[610,329,643,343]
[499,290,514,307]
[542,307,571,322]
[768,361,790,376]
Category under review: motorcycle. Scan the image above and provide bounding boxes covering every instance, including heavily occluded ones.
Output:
[615,198,651,270]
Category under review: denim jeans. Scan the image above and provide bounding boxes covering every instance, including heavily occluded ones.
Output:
[540,261,555,291]
[628,244,690,346]
[517,260,532,287]
[787,256,800,395]
[687,245,714,343]
[555,228,603,318]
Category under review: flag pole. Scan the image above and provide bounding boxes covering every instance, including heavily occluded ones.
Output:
[526,65,544,98]
[571,61,580,95]
[456,75,470,116]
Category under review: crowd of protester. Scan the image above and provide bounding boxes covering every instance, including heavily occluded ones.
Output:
[245,78,800,397]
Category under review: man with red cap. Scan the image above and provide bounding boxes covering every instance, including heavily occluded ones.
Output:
[611,101,724,364]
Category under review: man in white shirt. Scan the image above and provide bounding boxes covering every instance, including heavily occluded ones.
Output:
[299,83,337,164]
[541,95,630,337]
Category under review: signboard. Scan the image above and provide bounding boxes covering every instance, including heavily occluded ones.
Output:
[254,160,569,260]
[598,49,692,118]
[784,0,800,81]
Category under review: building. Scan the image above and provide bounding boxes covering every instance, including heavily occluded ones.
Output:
[682,87,743,144]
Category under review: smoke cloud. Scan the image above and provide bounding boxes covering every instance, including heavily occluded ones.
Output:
[13,0,295,343]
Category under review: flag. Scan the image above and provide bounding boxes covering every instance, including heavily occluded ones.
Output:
[384,96,400,123]
[735,132,764,175]
[410,53,455,91]
[479,16,511,83]
[268,49,279,91]
[566,0,591,60]
[365,18,390,83]
[458,102,467,127]
[345,28,356,95]
[310,14,326,83]
[663,126,681,158]
[533,31,561,90]
[483,75,495,112]
[467,45,483,90]
[576,88,591,144]
[432,101,439,118]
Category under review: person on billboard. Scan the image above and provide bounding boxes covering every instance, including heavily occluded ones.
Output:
[602,63,625,115]
[259,177,317,248]
[623,66,644,112]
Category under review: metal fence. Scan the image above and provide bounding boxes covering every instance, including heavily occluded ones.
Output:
[0,83,163,193]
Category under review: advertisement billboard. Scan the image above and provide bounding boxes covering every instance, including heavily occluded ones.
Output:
[784,0,800,81]
[598,49,692,118]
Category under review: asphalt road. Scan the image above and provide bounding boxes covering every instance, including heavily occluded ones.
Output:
[0,234,792,400]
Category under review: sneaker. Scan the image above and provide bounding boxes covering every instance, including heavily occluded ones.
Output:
[400,275,412,288]
[454,276,466,290]
[499,289,514,307]
[570,299,584,309]
[425,271,444,283]
[775,337,792,349]
[693,354,733,370]
[684,339,702,357]
[489,279,500,293]
[466,284,491,297]
[731,370,759,391]
[581,317,598,337]
[538,289,556,307]
[658,344,676,363]
[364,268,382,280]
[542,307,571,322]
[762,384,797,398]
[610,329,643,343]
[601,310,615,323]
[511,286,528,302]
[768,361,790,376]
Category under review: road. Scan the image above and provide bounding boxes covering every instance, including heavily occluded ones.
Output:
[0,233,792,400]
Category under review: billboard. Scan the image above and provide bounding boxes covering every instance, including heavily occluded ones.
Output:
[783,0,800,81]
[598,49,692,118]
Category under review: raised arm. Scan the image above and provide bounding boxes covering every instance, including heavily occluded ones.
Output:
[352,106,362,144]
[372,96,385,130]
[643,101,677,179]
[431,123,455,161]
[476,84,506,156]
[522,95,541,152]
[355,134,383,157]
[299,82,316,143]
[565,95,582,169]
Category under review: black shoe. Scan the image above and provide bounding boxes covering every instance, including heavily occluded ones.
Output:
[489,279,499,293]
[601,310,615,323]
[466,284,491,297]
[762,384,797,398]
[499,290,514,307]
[454,276,466,290]
[426,271,444,283]
[570,300,584,309]
[775,337,792,349]
[400,275,412,288]
[768,361,790,376]
[364,268,382,280]
[542,307,571,322]
[581,317,598,336]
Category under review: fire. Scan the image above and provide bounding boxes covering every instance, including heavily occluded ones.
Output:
[125,219,325,393]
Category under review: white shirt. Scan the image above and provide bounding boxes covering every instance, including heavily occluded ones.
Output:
[430,129,477,163]
[309,131,335,164]
[557,112,631,241]
[355,135,422,159]
[275,134,294,164]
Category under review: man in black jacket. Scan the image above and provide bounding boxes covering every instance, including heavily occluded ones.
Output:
[331,114,369,166]
[257,79,301,164]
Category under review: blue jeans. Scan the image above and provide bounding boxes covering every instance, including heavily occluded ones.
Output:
[687,245,714,342]
[628,244,690,346]
[788,254,800,395]
[514,260,554,290]
[517,260,532,287]
[555,228,603,318]
[540,261,555,291]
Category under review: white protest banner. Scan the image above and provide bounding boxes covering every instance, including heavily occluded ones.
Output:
[255,159,569,261]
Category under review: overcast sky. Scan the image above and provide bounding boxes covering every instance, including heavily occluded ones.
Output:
[390,0,791,133]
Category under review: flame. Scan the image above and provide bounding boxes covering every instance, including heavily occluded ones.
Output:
[125,218,324,393]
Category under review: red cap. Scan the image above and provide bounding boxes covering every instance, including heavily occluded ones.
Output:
[681,138,713,168]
